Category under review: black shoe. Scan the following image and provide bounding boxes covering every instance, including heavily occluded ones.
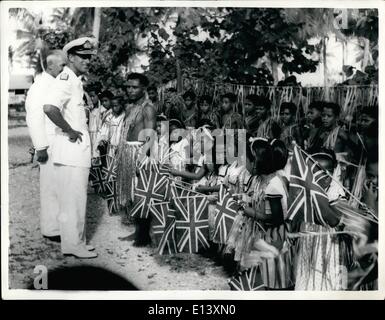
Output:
[43,235,61,243]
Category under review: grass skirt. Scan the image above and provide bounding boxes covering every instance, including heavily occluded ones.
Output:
[116,142,142,208]
[294,222,351,290]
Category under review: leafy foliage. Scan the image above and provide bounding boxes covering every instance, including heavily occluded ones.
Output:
[11,7,378,88]
[146,8,319,85]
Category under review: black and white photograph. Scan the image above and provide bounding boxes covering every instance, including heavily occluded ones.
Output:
[1,0,383,299]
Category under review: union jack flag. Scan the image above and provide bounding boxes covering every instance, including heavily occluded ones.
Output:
[213,185,240,244]
[287,145,337,227]
[102,155,117,183]
[139,158,170,176]
[105,180,119,215]
[89,159,106,194]
[171,184,210,253]
[228,266,265,291]
[150,201,178,255]
[130,168,169,219]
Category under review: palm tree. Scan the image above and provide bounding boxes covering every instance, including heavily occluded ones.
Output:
[284,8,346,87]
[10,8,49,74]
[93,8,101,41]
[50,7,101,41]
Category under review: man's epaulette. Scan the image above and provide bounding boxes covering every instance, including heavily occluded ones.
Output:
[60,73,69,80]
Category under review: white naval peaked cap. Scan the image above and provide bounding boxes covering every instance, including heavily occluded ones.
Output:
[63,37,97,55]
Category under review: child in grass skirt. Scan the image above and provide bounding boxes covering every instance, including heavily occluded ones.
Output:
[294,149,353,290]
[227,138,294,289]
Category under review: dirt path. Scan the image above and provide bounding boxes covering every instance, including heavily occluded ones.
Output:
[7,126,230,290]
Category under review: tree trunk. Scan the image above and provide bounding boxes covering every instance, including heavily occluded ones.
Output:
[270,57,279,85]
[93,8,101,41]
[39,50,45,73]
[322,36,330,99]
[362,37,370,70]
[323,36,328,87]
[176,58,183,93]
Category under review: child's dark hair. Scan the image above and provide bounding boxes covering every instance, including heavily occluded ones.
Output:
[169,118,185,129]
[198,95,212,106]
[85,84,101,95]
[147,85,157,92]
[254,95,271,110]
[221,93,237,103]
[99,90,113,100]
[323,102,341,117]
[182,90,196,101]
[308,101,324,112]
[196,118,215,128]
[126,73,149,87]
[251,139,274,175]
[360,105,378,119]
[110,95,124,105]
[270,139,288,171]
[312,147,337,169]
[280,102,297,115]
[245,94,259,106]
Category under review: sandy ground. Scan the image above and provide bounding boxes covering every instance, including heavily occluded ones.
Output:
[7,119,230,290]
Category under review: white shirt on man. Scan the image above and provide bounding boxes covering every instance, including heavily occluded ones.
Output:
[25,72,57,150]
[44,66,91,168]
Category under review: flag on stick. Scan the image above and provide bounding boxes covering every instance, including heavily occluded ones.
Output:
[130,168,169,219]
[171,184,210,253]
[89,157,106,194]
[228,266,265,291]
[150,201,178,255]
[102,154,117,183]
[105,180,119,215]
[213,185,240,244]
[287,145,340,227]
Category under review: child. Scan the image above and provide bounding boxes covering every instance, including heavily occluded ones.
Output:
[88,87,108,158]
[196,95,220,128]
[168,119,189,174]
[168,126,216,185]
[352,155,378,290]
[147,85,161,114]
[243,94,260,137]
[96,95,126,158]
[99,90,113,114]
[220,93,243,129]
[279,102,304,150]
[254,95,281,139]
[294,148,351,290]
[270,139,289,185]
[154,114,169,163]
[357,105,378,159]
[182,90,198,129]
[229,138,293,289]
[304,101,324,152]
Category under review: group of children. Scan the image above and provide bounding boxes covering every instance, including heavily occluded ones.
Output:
[83,85,378,290]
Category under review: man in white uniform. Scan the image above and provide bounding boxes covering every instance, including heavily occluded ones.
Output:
[43,38,98,258]
[25,50,67,242]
